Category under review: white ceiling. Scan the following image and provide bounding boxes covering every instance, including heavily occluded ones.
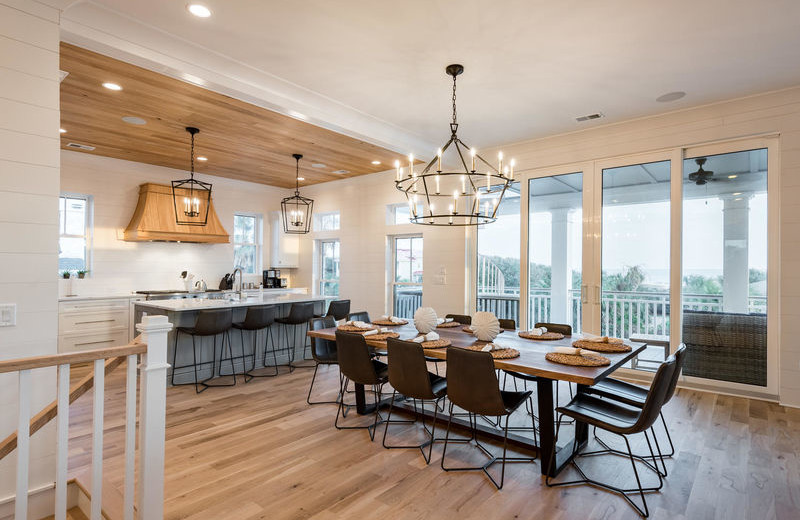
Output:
[62,0,800,155]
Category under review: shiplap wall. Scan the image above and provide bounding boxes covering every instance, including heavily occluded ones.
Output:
[59,152,287,294]
[0,0,60,510]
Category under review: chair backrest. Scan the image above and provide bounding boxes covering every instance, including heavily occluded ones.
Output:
[445,314,472,325]
[193,308,233,336]
[285,302,315,324]
[347,311,371,323]
[326,299,351,321]
[499,318,516,330]
[310,316,337,361]
[335,330,381,385]
[628,354,677,433]
[535,322,572,336]
[445,347,508,416]
[664,344,686,404]
[386,338,436,400]
[239,305,276,330]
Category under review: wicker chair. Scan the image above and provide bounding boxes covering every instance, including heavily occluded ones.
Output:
[681,310,766,386]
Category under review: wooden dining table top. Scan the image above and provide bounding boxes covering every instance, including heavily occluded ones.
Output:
[307,322,647,386]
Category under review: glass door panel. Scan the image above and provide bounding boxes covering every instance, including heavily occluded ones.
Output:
[392,236,423,318]
[528,173,583,332]
[601,160,671,371]
[681,149,768,386]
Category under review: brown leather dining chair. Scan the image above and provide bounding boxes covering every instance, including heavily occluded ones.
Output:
[498,318,516,330]
[382,338,448,463]
[306,316,341,405]
[441,347,537,490]
[445,313,472,325]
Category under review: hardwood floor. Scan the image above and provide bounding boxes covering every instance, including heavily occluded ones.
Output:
[66,361,800,519]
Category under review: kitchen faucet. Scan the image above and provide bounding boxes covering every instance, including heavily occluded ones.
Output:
[232,267,243,299]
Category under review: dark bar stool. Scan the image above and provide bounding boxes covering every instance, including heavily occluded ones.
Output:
[445,313,471,325]
[382,338,447,463]
[275,302,315,369]
[232,304,278,381]
[441,347,537,490]
[171,308,236,393]
[307,316,342,404]
[324,299,351,321]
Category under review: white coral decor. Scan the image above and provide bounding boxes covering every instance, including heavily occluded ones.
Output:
[413,307,439,334]
[472,311,501,342]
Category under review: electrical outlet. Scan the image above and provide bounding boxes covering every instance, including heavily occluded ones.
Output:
[0,304,16,327]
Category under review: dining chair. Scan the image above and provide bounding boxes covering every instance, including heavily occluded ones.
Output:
[445,313,471,325]
[498,318,516,330]
[306,316,342,405]
[347,311,371,323]
[171,308,236,393]
[441,347,537,490]
[545,354,678,518]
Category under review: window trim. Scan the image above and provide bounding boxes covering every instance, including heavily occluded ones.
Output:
[390,234,423,317]
[314,211,341,232]
[233,212,263,274]
[317,238,340,296]
[59,192,93,275]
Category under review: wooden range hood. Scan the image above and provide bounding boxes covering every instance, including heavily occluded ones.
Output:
[123,183,229,243]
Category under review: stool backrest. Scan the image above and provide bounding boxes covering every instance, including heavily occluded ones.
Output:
[534,322,572,336]
[326,300,351,321]
[445,314,471,325]
[629,354,677,433]
[193,309,233,336]
[335,330,380,385]
[240,305,276,330]
[446,347,507,416]
[285,302,315,324]
[310,316,337,361]
[664,344,687,404]
[347,311,371,323]
[499,318,516,330]
[386,338,435,400]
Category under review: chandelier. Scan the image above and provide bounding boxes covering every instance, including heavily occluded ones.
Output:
[281,154,313,234]
[394,64,515,226]
[172,126,212,226]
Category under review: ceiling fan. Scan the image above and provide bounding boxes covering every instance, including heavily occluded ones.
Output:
[688,157,714,185]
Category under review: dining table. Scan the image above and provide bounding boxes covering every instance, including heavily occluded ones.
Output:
[307,321,647,477]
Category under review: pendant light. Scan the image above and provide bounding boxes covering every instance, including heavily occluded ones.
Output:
[281,153,314,234]
[172,127,212,226]
[394,64,515,226]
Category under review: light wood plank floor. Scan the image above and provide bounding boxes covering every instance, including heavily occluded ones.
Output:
[66,361,800,520]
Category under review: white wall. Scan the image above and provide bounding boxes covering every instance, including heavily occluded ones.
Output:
[59,151,287,295]
[0,0,61,509]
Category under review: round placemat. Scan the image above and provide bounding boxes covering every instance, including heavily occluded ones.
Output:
[464,345,520,359]
[368,332,400,341]
[338,324,375,333]
[518,331,565,341]
[461,326,474,334]
[545,351,610,366]
[436,321,461,328]
[418,338,451,349]
[572,340,632,353]
[372,319,408,326]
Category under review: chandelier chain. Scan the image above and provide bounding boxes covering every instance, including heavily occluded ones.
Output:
[189,131,195,178]
[451,74,458,126]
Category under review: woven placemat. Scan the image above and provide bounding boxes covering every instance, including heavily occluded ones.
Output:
[437,321,461,328]
[518,331,565,341]
[572,340,632,353]
[337,324,376,333]
[372,319,408,326]
[461,326,505,335]
[545,351,610,366]
[415,338,451,349]
[464,345,520,359]
[367,332,400,341]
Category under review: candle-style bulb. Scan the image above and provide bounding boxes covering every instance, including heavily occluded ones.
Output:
[437,148,442,172]
[470,148,476,172]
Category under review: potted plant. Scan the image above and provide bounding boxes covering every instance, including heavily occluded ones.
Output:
[77,270,88,279]
[61,270,71,279]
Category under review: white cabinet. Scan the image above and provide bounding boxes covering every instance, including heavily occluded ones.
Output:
[58,298,132,353]
[269,211,299,268]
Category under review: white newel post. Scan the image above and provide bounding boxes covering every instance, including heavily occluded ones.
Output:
[136,315,173,520]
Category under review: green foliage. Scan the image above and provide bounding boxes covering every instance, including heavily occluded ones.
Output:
[602,265,645,292]
[682,274,722,295]
[749,268,766,284]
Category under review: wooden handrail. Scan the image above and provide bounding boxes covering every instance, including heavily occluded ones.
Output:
[0,339,146,374]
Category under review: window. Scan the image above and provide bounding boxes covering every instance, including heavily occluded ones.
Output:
[392,235,423,318]
[314,211,340,231]
[233,213,262,274]
[388,203,424,225]
[318,239,340,296]
[59,194,92,273]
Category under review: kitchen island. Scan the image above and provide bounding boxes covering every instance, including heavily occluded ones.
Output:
[135,294,331,385]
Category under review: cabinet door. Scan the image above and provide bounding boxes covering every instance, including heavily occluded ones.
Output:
[270,212,300,268]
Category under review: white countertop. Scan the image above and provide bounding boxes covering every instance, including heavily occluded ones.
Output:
[134,293,329,311]
[59,287,308,303]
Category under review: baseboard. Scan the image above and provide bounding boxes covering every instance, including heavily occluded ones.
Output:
[0,482,68,520]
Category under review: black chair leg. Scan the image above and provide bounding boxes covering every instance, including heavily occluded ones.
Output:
[306,363,342,405]
[334,377,385,438]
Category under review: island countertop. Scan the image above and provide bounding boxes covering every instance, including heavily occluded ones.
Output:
[134,293,330,312]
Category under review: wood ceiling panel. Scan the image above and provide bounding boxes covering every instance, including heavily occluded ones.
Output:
[59,43,412,188]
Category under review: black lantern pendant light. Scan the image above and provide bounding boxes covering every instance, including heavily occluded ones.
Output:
[281,153,313,234]
[394,64,515,226]
[172,127,212,226]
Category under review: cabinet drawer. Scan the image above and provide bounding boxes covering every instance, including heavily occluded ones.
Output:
[58,328,129,353]
[59,308,129,334]
[59,298,130,313]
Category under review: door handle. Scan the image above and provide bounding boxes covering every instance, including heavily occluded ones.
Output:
[594,285,601,305]
[581,285,588,304]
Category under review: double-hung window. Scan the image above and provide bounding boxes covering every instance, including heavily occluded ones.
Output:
[58,194,92,274]
[233,213,262,274]
[318,239,340,296]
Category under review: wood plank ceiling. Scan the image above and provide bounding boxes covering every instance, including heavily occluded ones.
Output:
[59,43,410,188]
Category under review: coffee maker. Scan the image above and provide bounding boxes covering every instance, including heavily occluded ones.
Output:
[263,269,281,288]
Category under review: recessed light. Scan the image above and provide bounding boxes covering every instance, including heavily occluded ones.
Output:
[59,128,67,134]
[728,175,738,179]
[288,110,308,121]
[102,82,122,91]
[311,163,327,168]
[197,156,208,161]
[187,4,211,17]
[371,160,381,165]
[656,91,686,103]
[297,177,305,181]
[121,116,147,125]
[732,192,742,196]
[332,170,350,174]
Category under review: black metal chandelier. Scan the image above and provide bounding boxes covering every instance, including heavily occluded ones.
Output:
[281,154,313,234]
[172,127,212,226]
[394,64,515,226]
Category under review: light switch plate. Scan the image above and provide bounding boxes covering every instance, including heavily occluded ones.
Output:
[0,303,16,327]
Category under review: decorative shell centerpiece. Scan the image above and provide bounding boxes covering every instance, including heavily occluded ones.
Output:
[413,307,439,334]
[472,311,501,342]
